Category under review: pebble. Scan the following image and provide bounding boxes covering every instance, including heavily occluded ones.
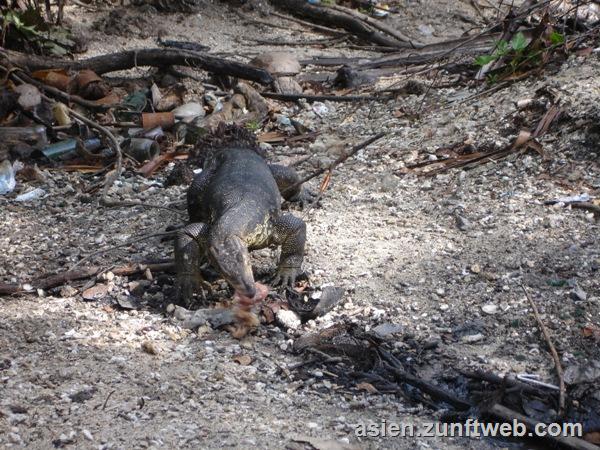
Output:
[570,285,587,301]
[59,285,78,298]
[8,432,22,444]
[418,24,435,36]
[455,215,472,231]
[481,304,498,315]
[141,341,159,355]
[469,264,481,274]
[461,333,484,343]
[82,429,94,441]
[372,322,403,337]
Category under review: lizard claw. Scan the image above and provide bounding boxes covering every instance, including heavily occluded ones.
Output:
[272,267,300,287]
[288,188,319,209]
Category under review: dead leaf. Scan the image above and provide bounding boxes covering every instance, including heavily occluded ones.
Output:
[82,283,108,300]
[31,69,71,91]
[513,130,532,148]
[232,355,252,365]
[319,170,332,194]
[16,165,46,183]
[576,47,593,57]
[258,131,286,143]
[75,70,108,100]
[14,84,41,110]
[356,382,378,394]
[94,92,121,105]
[139,152,184,178]
[582,325,600,339]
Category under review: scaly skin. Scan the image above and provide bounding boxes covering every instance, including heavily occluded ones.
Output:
[175,145,312,308]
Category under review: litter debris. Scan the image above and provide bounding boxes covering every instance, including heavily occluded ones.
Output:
[545,193,593,205]
[14,187,46,202]
[0,160,17,195]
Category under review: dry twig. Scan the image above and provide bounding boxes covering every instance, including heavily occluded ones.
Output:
[520,283,566,416]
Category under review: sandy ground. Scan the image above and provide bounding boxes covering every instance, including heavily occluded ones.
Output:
[1,1,599,449]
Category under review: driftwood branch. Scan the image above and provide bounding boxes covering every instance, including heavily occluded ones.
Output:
[275,0,410,48]
[488,404,598,450]
[0,48,274,84]
[0,261,175,296]
[261,92,384,102]
[327,3,420,47]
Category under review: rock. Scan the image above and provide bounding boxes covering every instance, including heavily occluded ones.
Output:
[181,307,237,330]
[418,24,434,36]
[276,309,301,330]
[249,52,302,94]
[564,360,600,385]
[334,66,377,88]
[53,431,76,447]
[543,214,563,228]
[82,429,94,442]
[82,283,108,301]
[128,280,151,296]
[250,52,301,74]
[372,322,403,337]
[455,214,472,231]
[141,340,159,355]
[377,172,399,193]
[116,295,137,310]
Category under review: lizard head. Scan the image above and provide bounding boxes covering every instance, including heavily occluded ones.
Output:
[208,235,257,299]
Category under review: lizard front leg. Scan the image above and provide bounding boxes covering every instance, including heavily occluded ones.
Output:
[268,164,316,206]
[174,222,209,308]
[270,213,306,287]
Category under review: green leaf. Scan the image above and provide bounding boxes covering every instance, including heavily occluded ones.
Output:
[494,40,509,56]
[510,32,527,51]
[486,73,499,85]
[43,41,69,57]
[549,31,565,45]
[474,54,496,67]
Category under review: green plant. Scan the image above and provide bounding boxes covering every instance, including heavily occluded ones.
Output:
[245,121,261,132]
[1,8,74,55]
[474,32,528,68]
[1,10,39,41]
[474,30,566,82]
[485,73,499,85]
[549,31,565,45]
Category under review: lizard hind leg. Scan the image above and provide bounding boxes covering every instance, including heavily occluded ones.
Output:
[174,223,210,308]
